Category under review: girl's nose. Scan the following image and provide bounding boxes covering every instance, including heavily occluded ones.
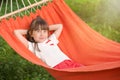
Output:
[40,31,44,36]
[40,32,42,36]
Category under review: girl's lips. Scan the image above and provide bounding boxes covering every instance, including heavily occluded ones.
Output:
[39,37,46,40]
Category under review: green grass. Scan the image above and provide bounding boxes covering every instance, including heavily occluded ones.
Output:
[0,38,55,80]
[88,23,120,42]
[65,0,101,21]
[0,0,120,80]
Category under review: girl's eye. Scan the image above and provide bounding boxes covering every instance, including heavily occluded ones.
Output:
[36,30,40,32]
[43,30,47,32]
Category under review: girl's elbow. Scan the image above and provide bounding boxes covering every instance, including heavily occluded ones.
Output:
[59,24,63,30]
[59,24,63,27]
[14,30,18,34]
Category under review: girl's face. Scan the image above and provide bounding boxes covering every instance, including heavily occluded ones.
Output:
[31,29,48,43]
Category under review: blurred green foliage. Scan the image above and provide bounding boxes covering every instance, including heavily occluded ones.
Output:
[0,0,120,80]
[65,0,120,42]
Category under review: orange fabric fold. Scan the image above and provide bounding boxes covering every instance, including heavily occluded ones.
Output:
[0,0,120,80]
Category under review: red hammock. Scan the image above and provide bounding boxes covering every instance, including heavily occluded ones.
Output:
[0,0,120,80]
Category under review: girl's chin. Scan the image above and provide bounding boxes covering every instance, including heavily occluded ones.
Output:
[38,39,46,43]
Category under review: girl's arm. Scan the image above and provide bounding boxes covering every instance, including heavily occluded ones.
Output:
[49,24,63,39]
[14,30,28,47]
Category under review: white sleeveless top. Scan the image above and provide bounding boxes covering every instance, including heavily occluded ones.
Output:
[28,34,70,67]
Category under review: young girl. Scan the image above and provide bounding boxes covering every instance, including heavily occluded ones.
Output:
[14,16,83,69]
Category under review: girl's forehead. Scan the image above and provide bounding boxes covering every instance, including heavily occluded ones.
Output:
[33,27,48,31]
[33,26,42,30]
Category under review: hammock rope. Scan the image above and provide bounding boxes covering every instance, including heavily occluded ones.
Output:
[0,0,3,12]
[0,0,120,80]
[0,0,51,20]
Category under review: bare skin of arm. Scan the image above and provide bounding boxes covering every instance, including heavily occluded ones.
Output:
[14,30,28,47]
[49,24,63,39]
[14,24,63,47]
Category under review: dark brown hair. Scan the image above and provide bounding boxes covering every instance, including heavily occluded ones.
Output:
[26,16,49,42]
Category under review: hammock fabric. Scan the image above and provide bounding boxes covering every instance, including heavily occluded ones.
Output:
[0,0,120,80]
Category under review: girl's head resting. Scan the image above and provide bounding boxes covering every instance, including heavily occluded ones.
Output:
[27,16,49,43]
